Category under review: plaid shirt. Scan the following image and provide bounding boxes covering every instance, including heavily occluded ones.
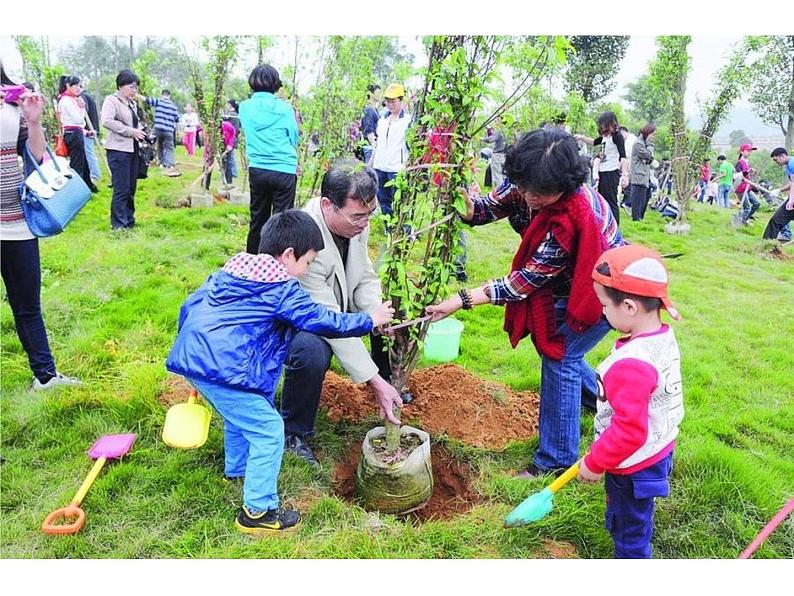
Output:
[470,179,622,304]
[221,253,292,283]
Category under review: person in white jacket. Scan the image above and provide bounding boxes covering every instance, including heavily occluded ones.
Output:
[370,83,411,219]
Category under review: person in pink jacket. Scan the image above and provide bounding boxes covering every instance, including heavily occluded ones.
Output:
[579,244,684,559]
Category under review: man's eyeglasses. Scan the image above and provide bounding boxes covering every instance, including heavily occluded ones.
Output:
[334,203,377,226]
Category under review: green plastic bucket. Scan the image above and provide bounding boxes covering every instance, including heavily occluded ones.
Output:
[423,317,464,362]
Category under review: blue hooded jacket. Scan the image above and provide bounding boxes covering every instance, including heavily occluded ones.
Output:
[239,92,299,174]
[166,256,372,404]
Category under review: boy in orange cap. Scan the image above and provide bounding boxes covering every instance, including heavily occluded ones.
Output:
[578,244,684,558]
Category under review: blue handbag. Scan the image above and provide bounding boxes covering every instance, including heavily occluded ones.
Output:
[19,144,91,238]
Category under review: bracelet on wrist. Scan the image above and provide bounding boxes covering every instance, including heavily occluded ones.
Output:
[458,288,473,310]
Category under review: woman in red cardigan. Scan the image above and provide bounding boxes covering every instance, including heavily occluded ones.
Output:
[427,128,624,477]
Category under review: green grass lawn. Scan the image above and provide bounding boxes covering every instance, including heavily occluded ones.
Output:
[2,148,793,559]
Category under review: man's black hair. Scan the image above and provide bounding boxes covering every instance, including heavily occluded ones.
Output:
[115,70,140,89]
[321,159,378,208]
[258,210,324,258]
[503,128,588,197]
[594,262,663,312]
[161,89,171,96]
[248,64,282,94]
[771,147,789,158]
[717,155,726,161]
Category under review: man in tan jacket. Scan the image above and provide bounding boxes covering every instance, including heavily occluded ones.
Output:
[280,161,403,465]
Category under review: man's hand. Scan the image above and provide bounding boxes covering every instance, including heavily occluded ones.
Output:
[371,300,395,328]
[576,459,603,484]
[425,294,463,322]
[368,374,402,425]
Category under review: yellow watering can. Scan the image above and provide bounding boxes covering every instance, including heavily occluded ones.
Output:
[162,388,211,449]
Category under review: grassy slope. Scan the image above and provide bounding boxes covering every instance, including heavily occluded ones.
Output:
[2,149,792,559]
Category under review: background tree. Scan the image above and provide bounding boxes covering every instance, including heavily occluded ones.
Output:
[185,36,238,193]
[688,38,756,182]
[747,35,794,149]
[729,129,752,147]
[295,36,411,201]
[624,74,670,124]
[564,36,629,104]
[647,36,692,226]
[14,36,62,137]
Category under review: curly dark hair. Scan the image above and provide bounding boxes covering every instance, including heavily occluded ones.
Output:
[503,128,588,197]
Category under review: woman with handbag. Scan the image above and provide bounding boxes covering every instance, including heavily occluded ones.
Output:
[100,70,147,230]
[56,75,98,193]
[1,60,81,390]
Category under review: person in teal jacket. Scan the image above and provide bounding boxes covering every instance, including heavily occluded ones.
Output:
[239,64,300,253]
[166,210,394,533]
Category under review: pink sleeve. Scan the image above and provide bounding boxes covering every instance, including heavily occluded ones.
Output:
[222,122,235,149]
[585,358,658,474]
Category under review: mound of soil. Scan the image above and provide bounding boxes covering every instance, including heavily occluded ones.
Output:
[769,245,793,261]
[159,375,193,407]
[321,364,539,449]
[334,442,482,522]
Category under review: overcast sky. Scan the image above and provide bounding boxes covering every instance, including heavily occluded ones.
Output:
[1,33,751,116]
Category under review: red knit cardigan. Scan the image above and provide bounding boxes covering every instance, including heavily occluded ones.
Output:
[503,189,609,360]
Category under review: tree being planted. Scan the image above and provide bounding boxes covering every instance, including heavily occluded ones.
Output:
[356,35,565,514]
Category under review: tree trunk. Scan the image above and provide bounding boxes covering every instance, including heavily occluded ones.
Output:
[384,350,410,450]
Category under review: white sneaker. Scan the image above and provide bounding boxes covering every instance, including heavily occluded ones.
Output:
[31,372,82,391]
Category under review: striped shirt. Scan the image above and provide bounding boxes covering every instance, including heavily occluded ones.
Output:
[0,104,34,239]
[470,179,623,304]
[144,96,180,134]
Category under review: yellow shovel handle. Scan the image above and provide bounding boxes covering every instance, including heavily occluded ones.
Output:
[42,456,106,535]
[72,456,107,506]
[548,459,583,493]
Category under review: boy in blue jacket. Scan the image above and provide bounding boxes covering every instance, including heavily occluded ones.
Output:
[166,210,394,533]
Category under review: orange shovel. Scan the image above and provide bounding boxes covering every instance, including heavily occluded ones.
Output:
[42,433,136,535]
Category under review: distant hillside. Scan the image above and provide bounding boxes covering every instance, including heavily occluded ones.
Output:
[691,105,785,141]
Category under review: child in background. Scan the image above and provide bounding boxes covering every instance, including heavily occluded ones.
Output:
[166,210,394,534]
[706,173,719,205]
[221,117,236,186]
[578,244,684,559]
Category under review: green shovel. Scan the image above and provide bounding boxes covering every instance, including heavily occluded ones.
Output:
[504,459,582,528]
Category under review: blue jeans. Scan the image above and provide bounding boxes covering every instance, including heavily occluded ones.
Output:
[187,377,284,513]
[375,169,397,217]
[534,298,611,471]
[605,452,673,559]
[717,184,731,208]
[84,134,102,181]
[0,238,56,382]
[741,189,760,223]
[154,128,175,167]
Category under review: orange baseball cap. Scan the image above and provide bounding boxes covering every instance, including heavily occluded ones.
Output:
[592,244,680,320]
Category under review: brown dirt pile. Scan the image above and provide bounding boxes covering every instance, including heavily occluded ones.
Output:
[321,364,539,449]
